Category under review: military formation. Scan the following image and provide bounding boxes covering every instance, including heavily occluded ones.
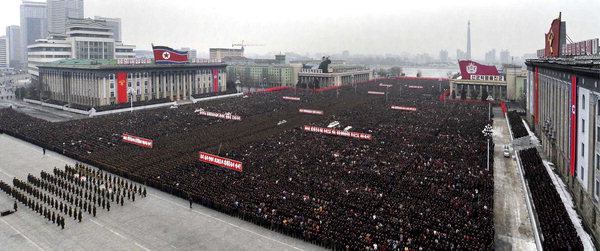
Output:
[0,163,146,229]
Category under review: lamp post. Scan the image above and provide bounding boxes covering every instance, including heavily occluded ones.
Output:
[128,87,134,113]
[486,95,494,120]
[482,124,493,171]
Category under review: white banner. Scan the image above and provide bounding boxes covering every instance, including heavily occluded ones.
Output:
[303,125,372,140]
[195,109,242,120]
[391,106,417,111]
[299,109,324,115]
[368,91,385,95]
[283,96,301,101]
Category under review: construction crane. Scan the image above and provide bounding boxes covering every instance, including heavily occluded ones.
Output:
[231,40,265,51]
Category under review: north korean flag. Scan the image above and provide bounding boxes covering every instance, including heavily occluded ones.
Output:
[152,45,189,64]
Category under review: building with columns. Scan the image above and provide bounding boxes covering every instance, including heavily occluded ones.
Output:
[525,57,600,244]
[298,66,371,89]
[38,59,226,107]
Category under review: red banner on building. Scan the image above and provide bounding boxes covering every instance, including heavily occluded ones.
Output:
[408,85,424,89]
[213,69,219,92]
[283,96,301,101]
[570,76,577,176]
[458,61,500,81]
[199,152,243,172]
[122,134,153,148]
[544,14,561,58]
[299,109,324,115]
[303,125,372,140]
[195,109,242,120]
[391,106,417,111]
[117,72,128,103]
[379,83,393,87]
[368,91,385,95]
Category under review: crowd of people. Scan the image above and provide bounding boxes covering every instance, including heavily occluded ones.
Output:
[0,163,145,229]
[0,79,495,249]
[507,111,528,138]
[518,148,583,250]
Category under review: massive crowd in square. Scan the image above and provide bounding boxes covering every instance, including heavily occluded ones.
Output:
[0,79,496,249]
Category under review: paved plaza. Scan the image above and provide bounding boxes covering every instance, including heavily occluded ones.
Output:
[0,134,323,251]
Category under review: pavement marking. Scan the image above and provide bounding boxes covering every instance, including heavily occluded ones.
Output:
[1,218,45,251]
[135,242,152,251]
[149,193,303,250]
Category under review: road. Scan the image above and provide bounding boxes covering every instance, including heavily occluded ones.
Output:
[492,107,537,251]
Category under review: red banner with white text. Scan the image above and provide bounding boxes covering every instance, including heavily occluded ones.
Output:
[199,152,243,172]
[303,125,372,140]
[122,134,153,148]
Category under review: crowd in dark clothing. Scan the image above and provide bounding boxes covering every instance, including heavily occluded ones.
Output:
[0,163,145,229]
[518,148,583,250]
[0,79,494,249]
[507,111,528,138]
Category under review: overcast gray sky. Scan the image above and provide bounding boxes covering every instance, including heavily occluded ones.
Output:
[2,0,599,59]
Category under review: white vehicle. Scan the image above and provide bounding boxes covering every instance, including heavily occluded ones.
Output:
[343,126,353,132]
[503,145,510,158]
[277,120,287,126]
[327,121,340,129]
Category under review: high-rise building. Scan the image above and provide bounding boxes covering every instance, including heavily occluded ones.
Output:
[94,16,121,42]
[466,20,471,60]
[210,48,243,61]
[500,50,510,64]
[484,49,496,64]
[0,36,9,69]
[20,1,48,63]
[27,18,135,80]
[6,25,22,68]
[47,0,84,34]
[439,49,448,63]
[180,47,197,59]
[456,49,466,60]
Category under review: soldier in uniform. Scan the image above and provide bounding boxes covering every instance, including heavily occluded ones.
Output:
[92,206,96,217]
[13,200,17,212]
[78,210,82,222]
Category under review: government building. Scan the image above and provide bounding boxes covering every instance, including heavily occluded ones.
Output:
[38,59,226,107]
[525,14,600,244]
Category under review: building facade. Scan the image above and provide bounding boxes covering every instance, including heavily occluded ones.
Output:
[298,67,371,89]
[94,16,121,42]
[28,18,136,82]
[38,59,227,107]
[47,0,84,35]
[20,1,47,63]
[6,25,22,68]
[525,58,600,243]
[0,36,8,69]
[227,63,301,89]
[210,48,243,61]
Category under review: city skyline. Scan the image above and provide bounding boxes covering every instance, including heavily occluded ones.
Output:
[1,0,599,59]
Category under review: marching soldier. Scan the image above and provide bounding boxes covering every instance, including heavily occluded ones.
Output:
[142,187,147,198]
[78,210,82,222]
[120,196,124,206]
[52,211,56,224]
[92,206,96,217]
[132,193,135,202]
[106,201,110,212]
[13,200,17,212]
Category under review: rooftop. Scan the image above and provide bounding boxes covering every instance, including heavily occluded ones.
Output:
[38,59,226,70]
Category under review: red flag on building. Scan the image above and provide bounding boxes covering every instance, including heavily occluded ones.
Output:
[117,72,128,103]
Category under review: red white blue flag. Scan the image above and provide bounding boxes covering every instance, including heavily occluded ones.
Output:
[152,45,189,64]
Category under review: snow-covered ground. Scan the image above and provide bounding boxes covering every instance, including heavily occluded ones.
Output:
[522,118,595,250]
